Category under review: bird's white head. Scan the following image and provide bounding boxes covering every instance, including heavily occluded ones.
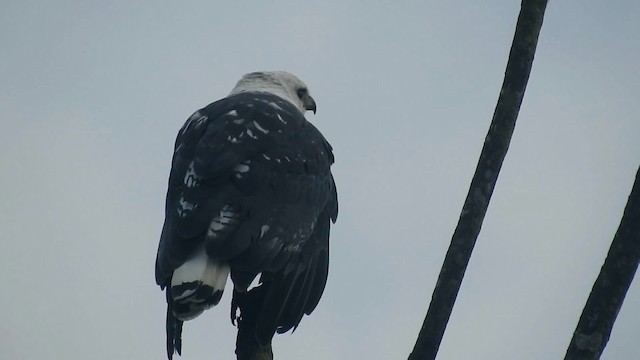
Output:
[229,71,317,114]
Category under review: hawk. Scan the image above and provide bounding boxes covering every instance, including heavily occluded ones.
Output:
[155,71,338,359]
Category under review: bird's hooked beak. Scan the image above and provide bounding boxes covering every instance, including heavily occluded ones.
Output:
[303,94,317,114]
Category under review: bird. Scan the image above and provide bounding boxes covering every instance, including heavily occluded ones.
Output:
[155,71,338,359]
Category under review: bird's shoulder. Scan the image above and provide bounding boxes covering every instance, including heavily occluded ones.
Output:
[172,92,318,179]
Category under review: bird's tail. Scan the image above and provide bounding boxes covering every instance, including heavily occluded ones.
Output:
[170,247,230,321]
[165,248,230,359]
[166,289,183,360]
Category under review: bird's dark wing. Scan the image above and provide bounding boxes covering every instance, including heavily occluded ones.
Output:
[223,106,338,345]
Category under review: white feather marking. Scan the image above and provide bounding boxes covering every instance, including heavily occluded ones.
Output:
[207,205,237,236]
[171,248,206,290]
[246,128,257,139]
[187,112,208,127]
[253,121,269,134]
[226,110,238,116]
[184,161,199,187]
[284,242,302,253]
[260,225,270,237]
[171,247,230,303]
[262,154,271,160]
[234,164,250,173]
[209,221,225,231]
[199,260,229,298]
[276,113,286,123]
[246,276,262,292]
[269,102,284,111]
[181,113,208,137]
[220,206,236,218]
[232,119,244,125]
[177,196,196,218]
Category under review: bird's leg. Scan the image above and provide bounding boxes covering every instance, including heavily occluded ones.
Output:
[233,286,274,360]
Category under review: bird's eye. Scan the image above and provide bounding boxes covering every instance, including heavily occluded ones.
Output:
[296,88,307,99]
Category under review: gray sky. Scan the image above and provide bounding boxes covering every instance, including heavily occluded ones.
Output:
[2,1,639,359]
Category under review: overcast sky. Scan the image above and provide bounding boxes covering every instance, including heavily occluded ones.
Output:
[2,1,639,359]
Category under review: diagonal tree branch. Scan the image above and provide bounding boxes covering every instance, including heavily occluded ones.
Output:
[564,165,640,360]
[408,1,549,359]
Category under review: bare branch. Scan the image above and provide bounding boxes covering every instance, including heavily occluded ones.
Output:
[408,1,549,359]
[234,287,274,360]
[564,166,640,360]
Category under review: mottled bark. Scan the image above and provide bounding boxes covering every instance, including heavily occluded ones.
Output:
[233,287,274,360]
[408,1,549,359]
[564,166,640,360]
